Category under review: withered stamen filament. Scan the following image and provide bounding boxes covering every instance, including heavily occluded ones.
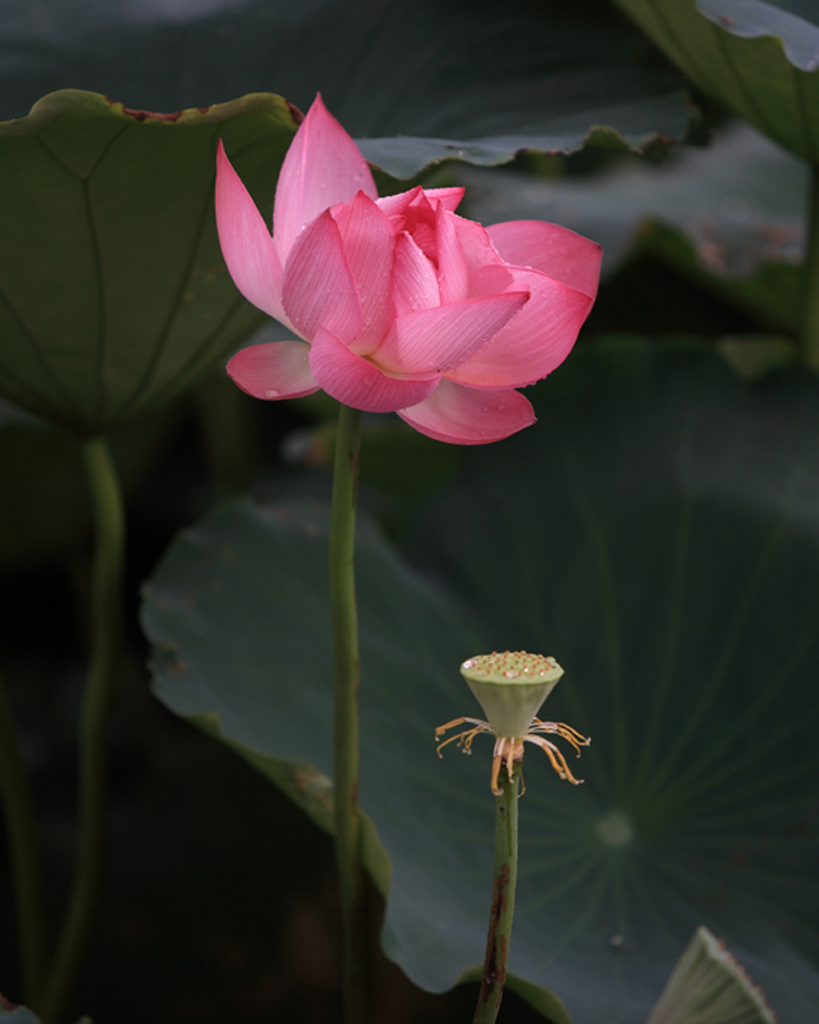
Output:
[435,718,492,758]
[436,715,589,793]
[525,735,584,785]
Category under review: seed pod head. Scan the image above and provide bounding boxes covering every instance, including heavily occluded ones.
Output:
[460,651,564,738]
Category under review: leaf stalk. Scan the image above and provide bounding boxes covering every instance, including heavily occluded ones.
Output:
[39,436,125,1024]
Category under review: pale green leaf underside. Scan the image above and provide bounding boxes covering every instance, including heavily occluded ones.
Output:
[647,926,777,1024]
[698,0,819,71]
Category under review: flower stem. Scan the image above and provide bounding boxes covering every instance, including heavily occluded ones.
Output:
[39,437,125,1024]
[473,763,520,1024]
[0,665,48,1003]
[800,163,819,371]
[329,403,365,1024]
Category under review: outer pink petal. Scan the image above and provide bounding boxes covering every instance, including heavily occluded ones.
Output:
[226,341,319,400]
[375,291,528,376]
[398,380,535,445]
[331,192,395,354]
[447,268,592,388]
[215,142,289,325]
[487,221,603,299]
[391,232,440,316]
[282,209,363,345]
[309,327,439,413]
[273,95,378,264]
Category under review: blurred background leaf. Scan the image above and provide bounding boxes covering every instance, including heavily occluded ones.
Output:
[143,339,819,1024]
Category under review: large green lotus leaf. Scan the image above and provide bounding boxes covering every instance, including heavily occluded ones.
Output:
[142,341,819,1023]
[613,0,819,160]
[0,0,693,179]
[0,90,296,434]
[142,500,572,1023]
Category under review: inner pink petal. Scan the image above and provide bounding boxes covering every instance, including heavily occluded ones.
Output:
[423,187,465,212]
[396,191,438,262]
[226,340,319,400]
[282,209,363,345]
[273,95,378,265]
[435,207,468,305]
[331,192,396,354]
[443,215,516,298]
[392,233,440,317]
[376,186,424,223]
[376,185,464,224]
[398,379,535,445]
[309,327,439,413]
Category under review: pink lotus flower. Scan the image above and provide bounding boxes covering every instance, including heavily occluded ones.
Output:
[216,96,602,444]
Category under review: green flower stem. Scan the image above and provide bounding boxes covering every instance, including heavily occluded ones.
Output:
[329,403,366,1024]
[39,437,125,1024]
[0,666,48,1003]
[473,762,521,1024]
[801,163,819,371]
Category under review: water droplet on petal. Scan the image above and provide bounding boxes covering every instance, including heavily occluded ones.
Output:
[265,388,281,398]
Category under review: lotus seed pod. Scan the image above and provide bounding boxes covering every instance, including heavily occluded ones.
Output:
[460,651,563,739]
